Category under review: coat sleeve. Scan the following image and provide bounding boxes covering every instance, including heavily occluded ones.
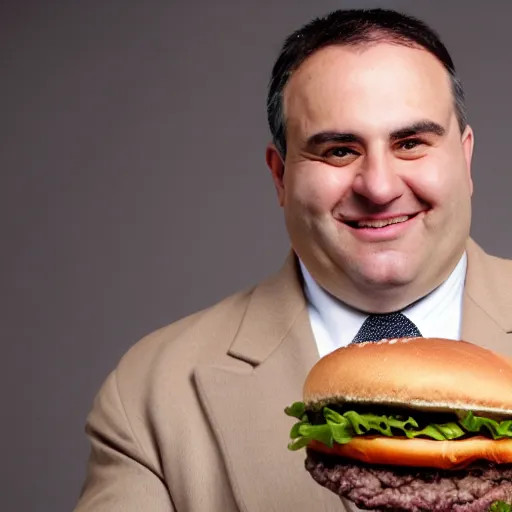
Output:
[73,370,176,512]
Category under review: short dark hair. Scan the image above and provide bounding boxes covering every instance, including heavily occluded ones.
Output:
[267,9,467,157]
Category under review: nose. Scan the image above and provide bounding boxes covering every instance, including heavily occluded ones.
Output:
[352,154,404,206]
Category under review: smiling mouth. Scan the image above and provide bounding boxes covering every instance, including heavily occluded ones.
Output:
[344,214,418,229]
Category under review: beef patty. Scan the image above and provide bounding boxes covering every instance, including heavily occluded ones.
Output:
[305,449,512,511]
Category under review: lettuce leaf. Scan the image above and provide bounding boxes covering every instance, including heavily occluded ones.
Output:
[489,501,512,511]
[284,402,512,451]
[461,411,512,439]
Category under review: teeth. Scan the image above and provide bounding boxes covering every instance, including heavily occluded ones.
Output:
[357,215,410,228]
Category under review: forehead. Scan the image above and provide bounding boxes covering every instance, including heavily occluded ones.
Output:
[283,43,454,138]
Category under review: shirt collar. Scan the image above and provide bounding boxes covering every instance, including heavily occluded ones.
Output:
[300,253,467,349]
[404,252,467,334]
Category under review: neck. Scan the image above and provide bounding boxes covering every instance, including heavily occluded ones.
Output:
[300,251,466,314]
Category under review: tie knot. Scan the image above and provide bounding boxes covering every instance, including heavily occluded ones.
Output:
[352,312,422,343]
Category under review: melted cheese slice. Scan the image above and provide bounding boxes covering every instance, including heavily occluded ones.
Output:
[309,436,512,469]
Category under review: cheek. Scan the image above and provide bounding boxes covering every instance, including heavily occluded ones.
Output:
[284,163,351,214]
[404,154,471,206]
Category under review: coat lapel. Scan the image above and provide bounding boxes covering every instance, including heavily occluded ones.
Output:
[461,239,512,356]
[193,253,343,512]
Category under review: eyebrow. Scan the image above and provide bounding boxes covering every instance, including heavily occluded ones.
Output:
[390,120,446,141]
[306,132,363,147]
[305,120,446,148]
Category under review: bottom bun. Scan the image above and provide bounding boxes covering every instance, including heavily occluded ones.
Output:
[309,436,512,469]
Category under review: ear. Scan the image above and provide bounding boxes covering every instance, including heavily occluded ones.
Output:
[265,143,286,206]
[461,124,474,195]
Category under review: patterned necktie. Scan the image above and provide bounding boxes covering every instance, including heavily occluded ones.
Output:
[352,311,422,343]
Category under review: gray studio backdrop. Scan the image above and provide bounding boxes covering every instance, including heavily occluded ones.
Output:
[2,1,512,510]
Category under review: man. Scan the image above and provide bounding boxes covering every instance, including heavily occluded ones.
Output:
[74,8,512,512]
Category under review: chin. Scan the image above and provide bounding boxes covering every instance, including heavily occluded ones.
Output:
[352,255,418,289]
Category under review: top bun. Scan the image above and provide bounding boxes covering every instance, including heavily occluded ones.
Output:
[303,337,512,416]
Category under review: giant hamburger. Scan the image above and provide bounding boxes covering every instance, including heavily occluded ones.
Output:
[285,337,512,511]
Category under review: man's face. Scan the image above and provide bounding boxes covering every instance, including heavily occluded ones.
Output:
[267,43,474,312]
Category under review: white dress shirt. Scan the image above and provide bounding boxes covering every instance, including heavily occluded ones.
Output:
[300,253,467,358]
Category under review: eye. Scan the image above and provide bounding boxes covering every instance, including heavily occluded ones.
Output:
[324,147,358,158]
[398,139,422,151]
[319,146,360,167]
[394,138,429,160]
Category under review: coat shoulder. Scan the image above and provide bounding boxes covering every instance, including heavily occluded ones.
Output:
[471,242,512,285]
[81,287,258,512]
[116,285,256,381]
[465,240,512,332]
